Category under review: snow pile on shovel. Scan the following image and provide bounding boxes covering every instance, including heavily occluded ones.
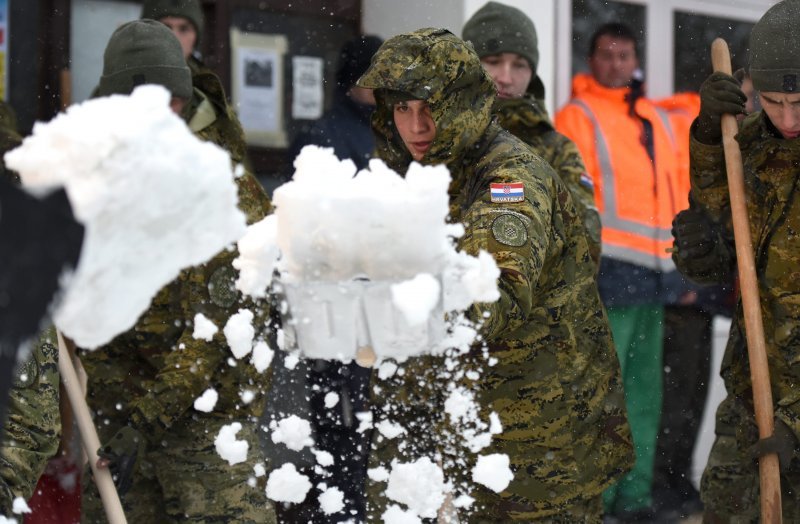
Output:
[233,145,500,363]
[5,85,246,349]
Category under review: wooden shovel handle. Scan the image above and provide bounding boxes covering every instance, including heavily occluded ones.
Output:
[711,38,782,524]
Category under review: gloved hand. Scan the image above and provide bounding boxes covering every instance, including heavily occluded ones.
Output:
[97,426,146,496]
[696,71,747,144]
[749,418,797,469]
[671,208,719,276]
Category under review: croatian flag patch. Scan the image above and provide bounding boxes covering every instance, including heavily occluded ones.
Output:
[490,182,525,203]
[579,172,594,190]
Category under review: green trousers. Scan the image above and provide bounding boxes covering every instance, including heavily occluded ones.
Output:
[603,304,664,514]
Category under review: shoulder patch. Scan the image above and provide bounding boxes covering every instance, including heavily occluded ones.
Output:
[208,265,238,308]
[491,214,528,247]
[490,182,525,203]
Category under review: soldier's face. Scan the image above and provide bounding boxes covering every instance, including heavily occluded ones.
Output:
[760,91,800,139]
[393,100,436,162]
[480,53,533,99]
[588,35,638,88]
[159,16,197,60]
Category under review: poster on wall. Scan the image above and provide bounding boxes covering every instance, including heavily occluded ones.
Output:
[291,56,324,120]
[231,28,288,148]
[0,0,8,101]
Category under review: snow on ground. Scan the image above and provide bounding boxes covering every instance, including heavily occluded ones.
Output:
[5,85,246,348]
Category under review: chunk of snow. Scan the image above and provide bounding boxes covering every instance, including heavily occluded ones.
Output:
[376,420,405,440]
[472,453,514,493]
[11,497,30,514]
[224,309,255,359]
[390,273,441,326]
[318,487,345,515]
[382,504,422,524]
[251,340,274,372]
[240,390,255,404]
[270,415,314,451]
[193,388,218,413]
[367,466,390,482]
[234,215,280,298]
[214,422,249,466]
[192,313,218,341]
[253,463,266,477]
[386,458,445,519]
[5,86,248,349]
[377,361,398,380]
[265,463,311,504]
[312,448,334,467]
[323,392,339,408]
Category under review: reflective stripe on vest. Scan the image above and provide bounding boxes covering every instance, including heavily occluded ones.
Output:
[571,98,675,272]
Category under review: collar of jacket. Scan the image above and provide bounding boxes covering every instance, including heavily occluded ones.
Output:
[493,94,554,135]
[570,72,633,107]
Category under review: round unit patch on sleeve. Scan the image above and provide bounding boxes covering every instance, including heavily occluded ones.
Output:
[491,214,528,247]
[208,265,238,308]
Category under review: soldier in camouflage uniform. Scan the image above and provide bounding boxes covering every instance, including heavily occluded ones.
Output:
[141,0,252,168]
[462,2,601,267]
[357,28,632,522]
[79,20,276,522]
[0,329,61,514]
[673,1,800,521]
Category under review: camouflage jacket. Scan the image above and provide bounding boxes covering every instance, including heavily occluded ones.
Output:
[358,28,632,520]
[687,111,800,445]
[494,95,602,267]
[81,86,273,441]
[0,330,60,512]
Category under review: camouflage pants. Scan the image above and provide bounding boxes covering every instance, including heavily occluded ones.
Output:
[701,394,800,523]
[81,418,276,523]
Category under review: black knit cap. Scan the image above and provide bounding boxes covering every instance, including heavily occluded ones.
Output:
[336,35,384,90]
[749,0,800,93]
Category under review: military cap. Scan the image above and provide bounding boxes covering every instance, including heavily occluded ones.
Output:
[749,0,800,93]
[98,19,192,100]
[141,0,204,37]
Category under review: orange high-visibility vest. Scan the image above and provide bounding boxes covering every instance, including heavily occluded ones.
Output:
[555,74,691,272]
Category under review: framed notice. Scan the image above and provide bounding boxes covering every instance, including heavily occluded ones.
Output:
[231,28,288,148]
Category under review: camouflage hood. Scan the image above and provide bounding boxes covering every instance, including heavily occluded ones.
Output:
[357,28,496,174]
[493,93,555,137]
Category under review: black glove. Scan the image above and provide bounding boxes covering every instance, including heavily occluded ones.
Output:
[696,71,747,144]
[97,426,146,496]
[672,208,719,275]
[749,418,797,469]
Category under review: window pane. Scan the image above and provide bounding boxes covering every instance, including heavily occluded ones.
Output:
[673,11,753,92]
[571,0,647,77]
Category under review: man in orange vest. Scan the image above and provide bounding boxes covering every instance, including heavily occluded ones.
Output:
[555,23,690,521]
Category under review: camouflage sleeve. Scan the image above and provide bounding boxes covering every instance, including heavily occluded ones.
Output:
[128,250,237,432]
[689,125,731,223]
[547,133,602,267]
[0,336,61,512]
[459,164,554,342]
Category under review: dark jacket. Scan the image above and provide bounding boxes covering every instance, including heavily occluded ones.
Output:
[289,91,375,171]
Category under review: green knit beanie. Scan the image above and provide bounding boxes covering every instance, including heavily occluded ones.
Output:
[749,0,800,93]
[98,19,193,99]
[462,1,539,73]
[141,0,204,38]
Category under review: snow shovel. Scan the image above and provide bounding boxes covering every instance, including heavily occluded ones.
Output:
[711,37,782,524]
[56,331,127,524]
